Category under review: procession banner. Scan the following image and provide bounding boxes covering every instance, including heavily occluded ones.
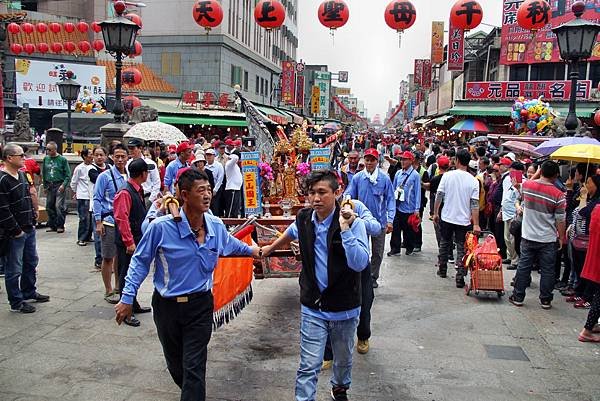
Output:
[448,21,465,71]
[15,58,106,109]
[241,151,262,216]
[413,59,424,86]
[422,60,433,90]
[281,61,296,105]
[431,21,445,64]
[314,71,331,118]
[500,0,600,65]
[309,148,331,171]
[465,80,592,101]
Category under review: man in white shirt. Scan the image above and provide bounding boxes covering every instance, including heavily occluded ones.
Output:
[70,148,94,246]
[126,138,161,205]
[205,148,225,216]
[433,149,481,288]
[224,149,243,217]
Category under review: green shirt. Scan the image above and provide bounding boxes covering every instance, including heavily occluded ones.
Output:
[42,155,71,186]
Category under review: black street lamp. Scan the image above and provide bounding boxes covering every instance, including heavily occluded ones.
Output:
[57,72,81,153]
[99,4,140,123]
[552,1,600,137]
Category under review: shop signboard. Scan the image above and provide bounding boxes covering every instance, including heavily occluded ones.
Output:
[448,21,465,71]
[500,0,600,65]
[309,148,331,171]
[438,80,454,113]
[310,86,320,115]
[15,58,106,109]
[465,80,592,101]
[422,59,433,90]
[281,61,296,105]
[241,151,262,216]
[414,59,424,86]
[431,21,445,64]
[295,74,305,108]
[314,71,331,118]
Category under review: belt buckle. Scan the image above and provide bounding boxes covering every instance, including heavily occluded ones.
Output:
[176,296,188,303]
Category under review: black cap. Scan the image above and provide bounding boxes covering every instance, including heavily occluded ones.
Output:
[128,158,156,175]
[128,138,145,148]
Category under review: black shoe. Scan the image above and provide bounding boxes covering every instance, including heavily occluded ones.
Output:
[507,264,518,270]
[436,266,447,278]
[540,299,552,310]
[405,249,414,256]
[133,305,151,314]
[448,257,455,264]
[124,315,141,327]
[508,295,524,307]
[456,278,465,288]
[10,303,36,313]
[25,293,50,303]
[46,227,57,232]
[372,280,379,289]
[413,248,422,253]
[502,259,511,265]
[331,386,348,401]
[387,250,400,257]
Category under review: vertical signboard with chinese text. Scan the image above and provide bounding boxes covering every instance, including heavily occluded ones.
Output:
[448,21,465,71]
[241,152,262,217]
[281,61,296,105]
[414,59,424,86]
[310,86,320,115]
[314,71,331,118]
[422,60,433,90]
[295,74,305,108]
[431,21,444,64]
[309,148,331,171]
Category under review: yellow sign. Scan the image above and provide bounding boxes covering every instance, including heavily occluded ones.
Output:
[243,172,258,209]
[310,86,320,115]
[335,87,351,96]
[431,21,444,65]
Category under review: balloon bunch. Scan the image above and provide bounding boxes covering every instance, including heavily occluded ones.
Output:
[511,96,554,135]
[74,88,107,114]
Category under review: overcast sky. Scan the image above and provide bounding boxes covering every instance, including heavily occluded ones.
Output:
[297,0,503,118]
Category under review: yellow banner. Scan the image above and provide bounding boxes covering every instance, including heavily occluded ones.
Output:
[431,21,444,65]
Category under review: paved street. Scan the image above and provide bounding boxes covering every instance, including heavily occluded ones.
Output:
[0,217,599,401]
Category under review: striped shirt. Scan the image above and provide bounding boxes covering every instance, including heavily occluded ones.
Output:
[521,179,566,243]
[0,171,34,236]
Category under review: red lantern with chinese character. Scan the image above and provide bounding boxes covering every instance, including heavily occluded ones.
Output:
[122,67,143,87]
[254,0,286,30]
[129,41,142,58]
[10,43,22,55]
[384,1,417,32]
[123,95,143,113]
[78,40,91,53]
[49,22,61,33]
[450,0,483,31]
[92,39,105,52]
[594,110,600,126]
[23,43,35,55]
[517,0,551,32]
[318,0,349,30]
[51,42,63,53]
[37,43,49,54]
[64,22,75,33]
[192,0,224,32]
[22,22,35,34]
[77,21,89,33]
[36,22,48,34]
[7,22,20,34]
[64,41,76,53]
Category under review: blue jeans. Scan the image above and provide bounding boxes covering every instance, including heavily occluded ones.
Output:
[512,239,557,303]
[295,313,359,401]
[76,199,93,242]
[4,229,38,309]
[45,182,66,229]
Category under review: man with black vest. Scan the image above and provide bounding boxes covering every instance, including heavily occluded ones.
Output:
[113,158,152,326]
[263,170,370,401]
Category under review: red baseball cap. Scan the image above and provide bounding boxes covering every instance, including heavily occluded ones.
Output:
[176,142,193,154]
[233,139,242,147]
[437,156,450,168]
[364,148,380,159]
[175,167,192,185]
[400,151,415,160]
[500,157,512,167]
[225,138,234,146]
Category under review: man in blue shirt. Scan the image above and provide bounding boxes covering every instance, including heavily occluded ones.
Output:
[163,142,192,193]
[93,143,128,304]
[263,170,370,401]
[389,151,421,256]
[115,169,260,401]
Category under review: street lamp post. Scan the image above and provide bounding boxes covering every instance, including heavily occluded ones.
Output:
[552,1,600,137]
[99,3,140,123]
[57,72,81,153]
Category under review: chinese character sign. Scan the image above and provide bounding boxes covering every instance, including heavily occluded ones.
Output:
[15,59,106,110]
[448,21,464,71]
[309,148,331,171]
[241,152,262,217]
[281,61,296,105]
[314,71,331,118]
[422,60,433,90]
[414,59,424,85]
[464,80,592,101]
[431,21,444,64]
[501,0,600,65]
[296,74,305,108]
[310,85,320,115]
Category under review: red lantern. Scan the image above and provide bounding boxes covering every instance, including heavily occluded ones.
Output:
[125,13,143,29]
[254,0,286,30]
[384,1,417,32]
[36,22,48,33]
[78,40,91,53]
[49,22,61,33]
[77,21,89,33]
[24,44,35,55]
[91,21,102,33]
[51,42,63,53]
[594,110,600,126]
[114,1,127,15]
[10,43,23,55]
[37,43,50,54]
[517,0,551,32]
[129,41,143,58]
[64,22,75,33]
[92,39,105,52]
[22,23,35,34]
[192,0,224,32]
[122,67,143,86]
[123,95,143,113]
[318,0,349,30]
[450,0,483,31]
[7,23,20,34]
[64,41,77,53]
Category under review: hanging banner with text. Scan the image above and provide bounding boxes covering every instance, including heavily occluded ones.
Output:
[422,60,433,90]
[500,0,600,65]
[465,80,592,101]
[431,21,445,64]
[309,148,331,171]
[281,61,296,105]
[314,71,331,118]
[241,152,262,217]
[414,59,424,86]
[15,58,106,109]
[447,21,465,71]
[295,74,305,108]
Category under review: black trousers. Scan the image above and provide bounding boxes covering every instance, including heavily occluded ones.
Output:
[224,189,242,218]
[152,290,213,401]
[493,206,507,258]
[390,211,415,253]
[210,187,224,217]
[117,245,141,309]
